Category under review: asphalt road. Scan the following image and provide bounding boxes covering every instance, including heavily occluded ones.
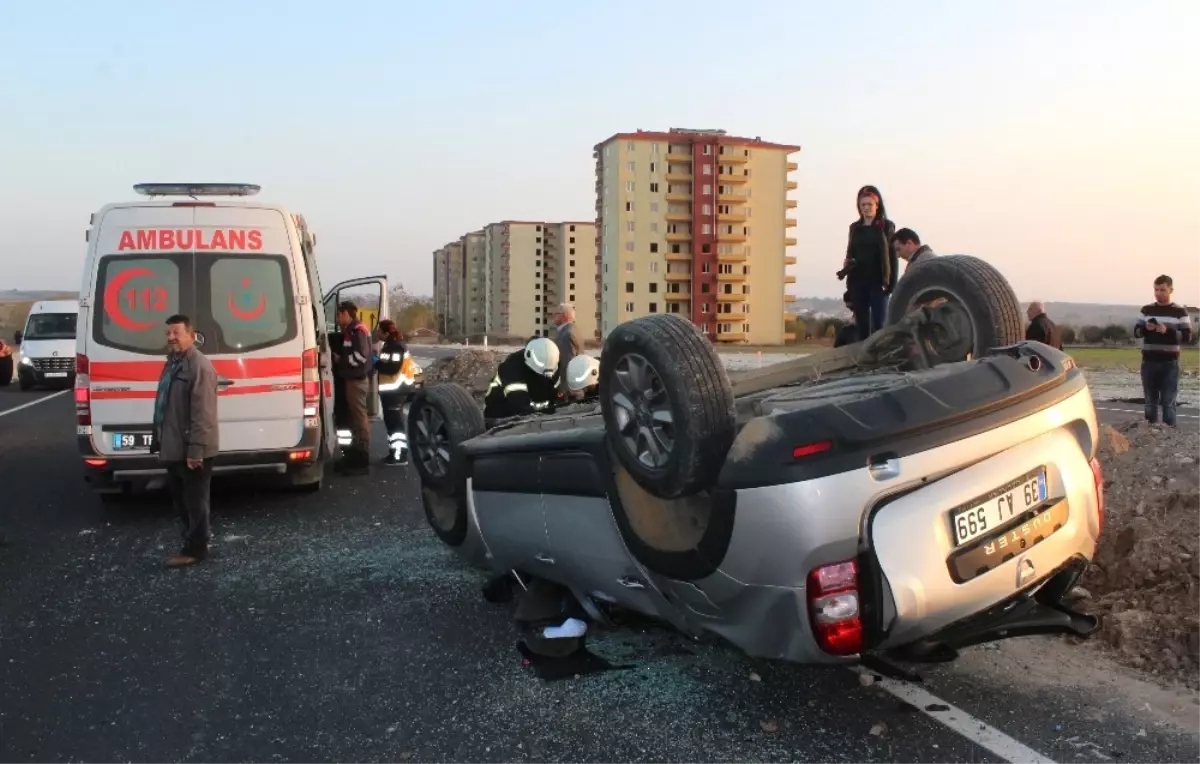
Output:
[1,386,1197,763]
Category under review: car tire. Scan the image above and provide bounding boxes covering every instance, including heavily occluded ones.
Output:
[0,356,11,386]
[18,375,32,392]
[599,314,736,500]
[407,383,485,494]
[885,254,1024,357]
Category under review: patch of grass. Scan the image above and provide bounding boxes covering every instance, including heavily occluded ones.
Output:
[1068,346,1200,371]
[0,300,33,342]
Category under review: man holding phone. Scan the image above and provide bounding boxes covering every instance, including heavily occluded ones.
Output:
[1134,275,1193,427]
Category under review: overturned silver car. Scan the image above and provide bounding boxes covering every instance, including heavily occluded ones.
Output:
[406,256,1104,675]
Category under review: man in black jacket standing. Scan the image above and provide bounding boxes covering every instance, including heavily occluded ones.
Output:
[1025,301,1063,350]
[1134,274,1193,427]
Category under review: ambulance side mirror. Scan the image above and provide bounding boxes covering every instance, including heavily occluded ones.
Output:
[12,331,22,346]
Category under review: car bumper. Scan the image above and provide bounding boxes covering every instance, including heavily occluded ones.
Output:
[18,364,75,387]
[78,428,323,490]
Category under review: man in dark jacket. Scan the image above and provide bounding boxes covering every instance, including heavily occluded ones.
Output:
[483,337,560,421]
[891,228,936,274]
[1025,301,1063,350]
[152,314,219,568]
[333,301,374,474]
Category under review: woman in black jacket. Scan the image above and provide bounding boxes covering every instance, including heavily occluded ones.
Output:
[373,320,414,466]
[841,185,897,341]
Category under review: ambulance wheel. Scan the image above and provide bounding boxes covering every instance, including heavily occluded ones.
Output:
[599,314,736,500]
[407,383,485,494]
[885,254,1024,359]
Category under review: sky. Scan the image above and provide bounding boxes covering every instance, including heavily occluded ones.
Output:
[1,0,1197,307]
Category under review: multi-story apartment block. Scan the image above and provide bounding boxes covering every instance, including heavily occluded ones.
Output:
[432,246,449,336]
[594,127,800,344]
[541,222,598,342]
[461,230,488,336]
[483,221,545,340]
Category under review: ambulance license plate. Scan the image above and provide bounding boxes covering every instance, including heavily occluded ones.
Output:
[112,432,156,451]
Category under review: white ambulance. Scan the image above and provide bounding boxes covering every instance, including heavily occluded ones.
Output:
[75,183,389,498]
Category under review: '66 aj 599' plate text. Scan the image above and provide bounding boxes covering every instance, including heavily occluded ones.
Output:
[951,468,1047,548]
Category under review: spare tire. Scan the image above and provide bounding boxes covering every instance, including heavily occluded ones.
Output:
[599,314,736,499]
[406,383,485,494]
[886,255,1024,357]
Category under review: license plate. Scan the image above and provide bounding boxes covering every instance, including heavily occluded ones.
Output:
[45,372,68,378]
[111,432,155,451]
[951,469,1047,548]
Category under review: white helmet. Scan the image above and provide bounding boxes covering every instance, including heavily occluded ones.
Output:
[524,337,560,377]
[565,354,600,392]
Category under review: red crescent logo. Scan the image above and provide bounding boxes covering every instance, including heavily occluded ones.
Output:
[103,267,158,331]
[228,291,266,321]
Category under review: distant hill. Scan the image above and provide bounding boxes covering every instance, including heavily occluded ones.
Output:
[786,296,1177,328]
[0,289,78,303]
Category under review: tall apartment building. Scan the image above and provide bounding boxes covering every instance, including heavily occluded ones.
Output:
[462,230,488,336]
[594,127,800,344]
[481,220,598,342]
[432,247,449,335]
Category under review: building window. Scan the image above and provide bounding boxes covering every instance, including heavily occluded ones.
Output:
[626,202,632,212]
[570,271,575,278]
[702,184,712,195]
[650,222,659,232]
[701,303,710,313]
[702,243,711,253]
[625,262,634,272]
[627,161,635,172]
[702,204,712,215]
[626,181,635,192]
[702,164,712,175]
[702,224,712,235]
[650,202,659,212]
[625,282,634,293]
[626,221,635,232]
[625,301,634,312]
[651,143,660,154]
[625,241,634,251]
[650,262,659,273]
[650,162,656,173]
[570,259,575,266]
[569,293,575,302]
[536,225,542,231]
[536,259,541,266]
[649,302,658,313]
[672,244,681,254]
[649,182,659,193]
[702,263,711,274]
[649,283,658,293]
[569,248,575,255]
[742,284,750,294]
[570,236,575,243]
[702,145,712,155]
[627,141,636,152]
[650,243,659,253]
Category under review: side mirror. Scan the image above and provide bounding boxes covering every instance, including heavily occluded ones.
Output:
[13,330,22,345]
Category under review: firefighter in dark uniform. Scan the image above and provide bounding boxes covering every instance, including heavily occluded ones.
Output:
[333,301,374,475]
[373,319,416,466]
[563,354,600,403]
[483,337,560,420]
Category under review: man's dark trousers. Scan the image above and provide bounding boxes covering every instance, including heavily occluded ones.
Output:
[1141,358,1180,426]
[167,460,213,556]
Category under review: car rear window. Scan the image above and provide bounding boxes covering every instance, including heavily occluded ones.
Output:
[201,255,296,353]
[93,255,188,355]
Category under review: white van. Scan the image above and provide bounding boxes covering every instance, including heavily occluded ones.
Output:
[15,299,80,391]
[75,183,389,498]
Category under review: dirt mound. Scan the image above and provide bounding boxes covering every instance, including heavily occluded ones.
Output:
[1083,420,1200,686]
[423,350,506,398]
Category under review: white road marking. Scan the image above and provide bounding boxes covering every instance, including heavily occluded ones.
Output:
[0,389,70,418]
[850,667,1057,763]
[1095,406,1200,419]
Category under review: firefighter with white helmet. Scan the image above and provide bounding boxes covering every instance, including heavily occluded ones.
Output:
[564,353,600,400]
[483,337,560,420]
[374,319,417,465]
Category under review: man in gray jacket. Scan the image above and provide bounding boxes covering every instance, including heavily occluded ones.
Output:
[891,228,936,273]
[553,303,583,399]
[152,314,219,568]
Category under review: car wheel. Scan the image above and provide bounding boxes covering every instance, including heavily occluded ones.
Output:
[0,356,11,386]
[407,383,485,494]
[885,254,1024,358]
[599,314,736,500]
[18,375,32,391]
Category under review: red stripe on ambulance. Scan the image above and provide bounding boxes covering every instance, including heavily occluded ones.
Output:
[90,357,301,383]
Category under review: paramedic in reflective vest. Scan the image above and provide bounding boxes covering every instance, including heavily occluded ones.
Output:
[373,319,416,466]
[564,354,600,402]
[333,301,373,474]
[483,337,560,420]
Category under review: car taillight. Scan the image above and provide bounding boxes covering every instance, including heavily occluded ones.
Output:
[793,440,833,459]
[75,353,91,427]
[1090,457,1105,535]
[807,559,863,656]
[301,348,320,422]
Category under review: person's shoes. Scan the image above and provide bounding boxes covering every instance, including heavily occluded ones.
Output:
[383,450,410,466]
[165,551,205,568]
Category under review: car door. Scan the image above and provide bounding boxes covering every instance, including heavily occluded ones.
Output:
[322,276,390,428]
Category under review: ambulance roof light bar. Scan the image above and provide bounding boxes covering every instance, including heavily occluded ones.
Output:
[133,183,261,198]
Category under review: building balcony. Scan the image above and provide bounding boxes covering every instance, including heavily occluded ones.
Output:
[785,275,797,284]
[664,292,691,301]
[665,171,693,182]
[786,199,797,209]
[717,293,747,302]
[718,190,748,203]
[666,152,692,164]
[783,311,796,322]
[665,192,692,202]
[664,272,691,282]
[719,173,749,184]
[718,212,747,223]
[720,151,749,164]
[787,161,798,172]
[784,255,797,266]
[665,252,692,262]
[786,180,798,190]
[785,218,797,228]
[718,231,747,243]
[783,332,796,342]
[665,211,691,223]
[785,236,798,246]
[717,271,746,282]
[718,250,747,263]
[716,332,747,342]
[665,231,692,242]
